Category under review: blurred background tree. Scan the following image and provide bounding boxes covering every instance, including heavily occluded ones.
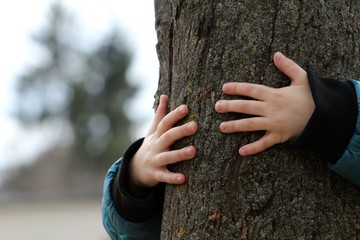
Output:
[3,2,136,196]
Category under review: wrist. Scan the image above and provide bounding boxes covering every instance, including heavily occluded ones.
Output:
[128,152,154,198]
[110,138,165,222]
[293,70,358,163]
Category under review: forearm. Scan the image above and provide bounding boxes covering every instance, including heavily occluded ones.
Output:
[294,72,360,186]
[102,139,164,239]
[102,159,162,239]
[327,80,360,186]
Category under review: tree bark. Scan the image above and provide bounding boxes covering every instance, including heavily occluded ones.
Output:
[155,0,360,239]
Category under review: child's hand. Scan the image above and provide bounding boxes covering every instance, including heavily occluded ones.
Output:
[129,95,197,189]
[215,52,315,156]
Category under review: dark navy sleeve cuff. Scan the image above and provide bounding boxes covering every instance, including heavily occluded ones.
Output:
[293,70,358,164]
[111,138,165,223]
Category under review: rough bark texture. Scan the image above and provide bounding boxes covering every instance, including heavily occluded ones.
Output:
[155,1,360,239]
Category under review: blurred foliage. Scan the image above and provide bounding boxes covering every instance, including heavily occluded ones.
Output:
[16,2,136,176]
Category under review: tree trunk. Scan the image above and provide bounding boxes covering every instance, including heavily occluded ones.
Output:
[155,1,360,239]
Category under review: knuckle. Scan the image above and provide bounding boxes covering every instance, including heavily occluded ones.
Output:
[269,89,284,101]
[245,84,258,95]
[180,124,191,135]
[157,153,168,165]
[244,118,256,130]
[238,83,250,92]
[185,122,197,135]
[155,171,165,182]
[241,101,252,112]
[157,119,166,131]
[178,149,186,159]
[180,148,191,159]
[160,131,170,143]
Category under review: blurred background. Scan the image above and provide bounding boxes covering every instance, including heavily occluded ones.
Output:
[0,0,158,239]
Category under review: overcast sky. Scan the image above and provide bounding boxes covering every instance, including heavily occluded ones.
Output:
[0,0,158,170]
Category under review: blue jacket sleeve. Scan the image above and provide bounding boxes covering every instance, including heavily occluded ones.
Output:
[328,80,360,186]
[102,159,162,240]
[293,71,360,186]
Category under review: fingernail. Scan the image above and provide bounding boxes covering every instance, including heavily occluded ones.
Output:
[239,148,247,156]
[187,121,195,129]
[176,176,183,183]
[214,102,220,111]
[219,122,227,131]
[222,83,230,92]
[178,105,187,114]
[275,52,285,61]
[185,146,194,156]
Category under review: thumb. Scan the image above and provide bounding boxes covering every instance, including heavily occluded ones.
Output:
[273,52,307,85]
[148,95,168,135]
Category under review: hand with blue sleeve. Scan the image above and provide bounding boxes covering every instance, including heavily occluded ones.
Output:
[102,95,197,240]
[215,52,360,186]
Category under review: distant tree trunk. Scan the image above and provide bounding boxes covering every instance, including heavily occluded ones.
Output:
[155,1,360,239]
